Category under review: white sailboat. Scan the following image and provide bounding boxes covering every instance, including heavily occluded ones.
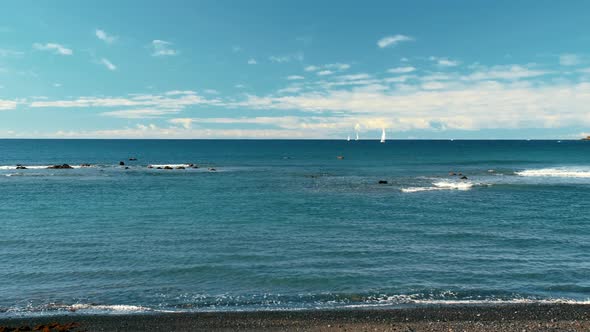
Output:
[355,132,359,141]
[380,128,386,143]
[347,135,350,141]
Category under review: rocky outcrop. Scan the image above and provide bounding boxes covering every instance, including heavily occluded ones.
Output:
[47,164,74,169]
[119,161,125,166]
[16,166,27,170]
[378,180,388,184]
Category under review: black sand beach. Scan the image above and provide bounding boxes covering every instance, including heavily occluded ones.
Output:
[1,304,589,331]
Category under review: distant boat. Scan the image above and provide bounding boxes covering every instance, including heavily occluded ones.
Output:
[355,132,359,141]
[380,128,386,143]
[347,135,350,141]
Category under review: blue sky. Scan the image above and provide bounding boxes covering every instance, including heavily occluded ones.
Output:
[1,0,590,139]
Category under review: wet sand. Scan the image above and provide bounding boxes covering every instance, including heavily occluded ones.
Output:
[1,304,589,331]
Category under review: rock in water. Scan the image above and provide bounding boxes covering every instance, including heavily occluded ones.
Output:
[16,166,27,170]
[119,161,125,166]
[378,180,388,184]
[164,166,173,170]
[460,175,468,180]
[47,164,74,169]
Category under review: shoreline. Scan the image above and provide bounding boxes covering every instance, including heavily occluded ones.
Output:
[1,303,589,331]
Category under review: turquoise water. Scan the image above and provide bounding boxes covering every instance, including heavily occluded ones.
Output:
[1,139,589,316]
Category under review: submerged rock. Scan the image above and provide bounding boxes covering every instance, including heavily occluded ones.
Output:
[80,163,91,167]
[164,166,173,170]
[16,166,27,170]
[176,166,186,170]
[208,168,216,172]
[378,180,388,184]
[128,157,138,161]
[47,164,74,169]
[460,175,468,180]
[337,156,344,160]
[119,161,125,166]
[449,171,457,176]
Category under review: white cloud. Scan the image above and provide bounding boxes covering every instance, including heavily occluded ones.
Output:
[33,43,72,55]
[377,34,413,48]
[430,56,459,67]
[101,109,180,119]
[0,99,17,110]
[30,92,215,109]
[247,58,257,65]
[95,29,116,44]
[269,52,304,63]
[169,118,194,129]
[0,48,23,57]
[151,40,178,56]
[462,65,548,81]
[287,75,305,80]
[559,54,580,66]
[387,66,416,74]
[204,89,219,94]
[304,65,319,72]
[317,70,333,76]
[305,63,350,74]
[100,58,117,71]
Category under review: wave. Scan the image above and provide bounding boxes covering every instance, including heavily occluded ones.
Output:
[516,167,590,178]
[0,165,87,170]
[401,181,477,193]
[2,295,589,317]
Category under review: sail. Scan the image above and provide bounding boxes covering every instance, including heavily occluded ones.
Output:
[355,132,359,141]
[380,128,386,143]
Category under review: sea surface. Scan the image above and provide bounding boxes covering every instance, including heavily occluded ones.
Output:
[1,139,589,316]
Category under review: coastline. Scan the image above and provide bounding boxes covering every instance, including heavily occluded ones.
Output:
[1,304,589,331]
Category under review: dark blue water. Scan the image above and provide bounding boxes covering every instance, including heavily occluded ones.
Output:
[1,140,589,316]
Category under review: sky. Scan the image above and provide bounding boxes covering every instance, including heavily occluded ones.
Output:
[1,0,590,139]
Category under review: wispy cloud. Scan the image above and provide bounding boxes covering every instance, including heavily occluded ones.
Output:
[151,40,178,56]
[100,58,117,71]
[287,75,305,80]
[387,66,416,74]
[0,99,18,110]
[430,56,459,67]
[247,58,257,65]
[559,54,580,66]
[0,48,23,57]
[268,52,304,63]
[377,34,413,48]
[33,43,72,55]
[95,29,116,44]
[101,109,180,119]
[317,70,333,76]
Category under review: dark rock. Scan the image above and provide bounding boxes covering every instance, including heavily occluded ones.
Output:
[147,165,154,169]
[449,172,456,176]
[119,161,125,166]
[47,164,73,169]
[80,163,91,167]
[156,167,162,169]
[16,166,27,170]
[164,166,173,170]
[378,180,388,184]
[124,167,129,170]
[128,158,137,161]
[176,166,186,170]
[337,156,344,160]
[208,168,216,172]
[460,175,468,180]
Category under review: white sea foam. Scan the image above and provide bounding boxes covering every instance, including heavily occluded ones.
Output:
[69,304,153,313]
[148,164,193,168]
[401,181,474,193]
[516,168,590,178]
[433,181,474,190]
[0,165,85,170]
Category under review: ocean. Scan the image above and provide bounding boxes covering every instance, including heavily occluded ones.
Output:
[1,139,589,316]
